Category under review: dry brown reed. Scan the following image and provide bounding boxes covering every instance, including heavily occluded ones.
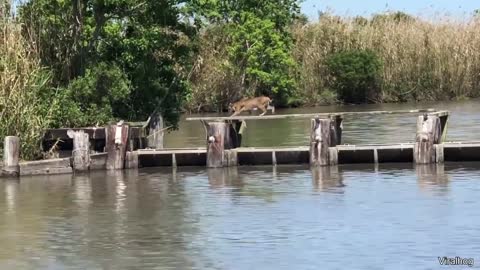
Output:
[293,13,480,104]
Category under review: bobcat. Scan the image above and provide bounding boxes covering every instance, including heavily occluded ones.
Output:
[228,96,274,117]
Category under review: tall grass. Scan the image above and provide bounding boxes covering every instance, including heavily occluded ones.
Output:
[0,11,60,160]
[293,13,480,104]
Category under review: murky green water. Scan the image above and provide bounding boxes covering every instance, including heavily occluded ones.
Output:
[2,100,480,269]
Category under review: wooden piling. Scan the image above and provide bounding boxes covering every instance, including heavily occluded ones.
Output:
[105,122,129,170]
[330,115,343,146]
[225,120,243,149]
[414,114,441,164]
[206,122,226,168]
[2,136,20,177]
[68,130,90,172]
[310,118,332,166]
[147,113,164,149]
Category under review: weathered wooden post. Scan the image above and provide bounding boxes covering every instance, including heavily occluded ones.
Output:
[106,121,129,170]
[2,136,20,177]
[206,122,227,168]
[125,151,138,169]
[414,114,441,164]
[310,118,332,166]
[67,130,90,172]
[225,120,244,149]
[330,115,343,146]
[147,113,164,149]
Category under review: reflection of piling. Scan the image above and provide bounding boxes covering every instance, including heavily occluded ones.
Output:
[416,164,449,192]
[207,167,240,189]
[311,166,344,192]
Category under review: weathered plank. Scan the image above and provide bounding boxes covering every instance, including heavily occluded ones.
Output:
[68,130,90,172]
[310,118,332,166]
[105,123,129,170]
[43,127,145,141]
[19,157,72,176]
[2,136,20,177]
[414,114,441,164]
[186,108,436,121]
[206,122,226,168]
[90,153,107,170]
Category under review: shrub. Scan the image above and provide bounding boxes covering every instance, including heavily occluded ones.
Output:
[325,50,382,104]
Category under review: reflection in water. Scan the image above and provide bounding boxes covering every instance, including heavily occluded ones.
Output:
[4,180,18,213]
[1,165,480,269]
[311,166,345,192]
[416,164,449,195]
[207,167,242,189]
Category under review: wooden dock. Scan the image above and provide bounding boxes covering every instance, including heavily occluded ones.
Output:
[4,108,480,177]
[130,141,480,167]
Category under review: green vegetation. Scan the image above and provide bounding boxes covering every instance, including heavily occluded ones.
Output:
[185,0,301,110]
[3,0,480,159]
[19,0,194,128]
[325,50,382,104]
[0,10,62,159]
[293,12,480,104]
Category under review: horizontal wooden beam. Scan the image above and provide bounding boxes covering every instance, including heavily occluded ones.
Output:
[186,108,438,121]
[43,126,145,141]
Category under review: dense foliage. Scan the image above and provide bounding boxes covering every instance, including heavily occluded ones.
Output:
[19,0,195,128]
[326,50,382,104]
[185,0,301,109]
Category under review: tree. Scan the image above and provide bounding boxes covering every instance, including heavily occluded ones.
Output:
[326,50,383,104]
[19,0,195,128]
[186,0,301,106]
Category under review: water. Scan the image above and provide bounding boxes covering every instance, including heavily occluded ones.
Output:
[2,100,480,270]
[166,99,480,147]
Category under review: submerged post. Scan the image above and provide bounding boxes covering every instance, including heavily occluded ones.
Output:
[106,121,129,170]
[206,122,227,168]
[68,130,90,172]
[3,136,20,177]
[310,118,332,166]
[414,114,441,164]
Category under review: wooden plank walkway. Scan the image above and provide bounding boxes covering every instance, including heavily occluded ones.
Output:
[186,108,443,121]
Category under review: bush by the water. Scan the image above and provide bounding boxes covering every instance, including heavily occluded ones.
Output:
[325,50,382,104]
